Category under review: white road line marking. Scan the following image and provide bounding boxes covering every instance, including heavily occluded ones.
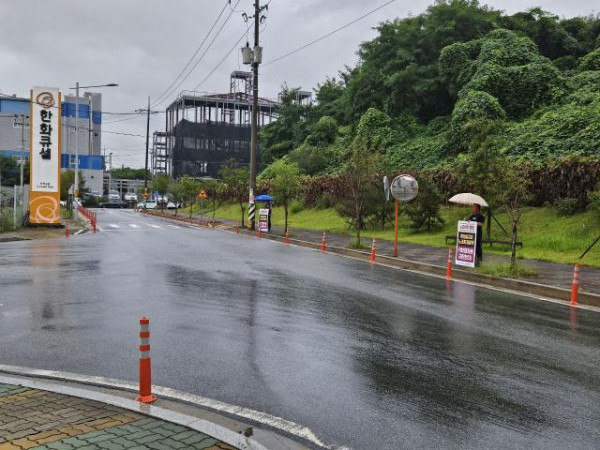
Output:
[109,224,119,229]
[96,226,103,231]
[143,223,161,229]
[166,225,180,229]
[129,224,140,228]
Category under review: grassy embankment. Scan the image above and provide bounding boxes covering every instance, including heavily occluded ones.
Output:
[196,203,600,268]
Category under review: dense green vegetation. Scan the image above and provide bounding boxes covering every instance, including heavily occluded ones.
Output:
[260,1,600,173]
[252,1,600,267]
[207,203,600,267]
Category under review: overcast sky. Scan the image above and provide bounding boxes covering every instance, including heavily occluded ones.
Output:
[0,0,596,168]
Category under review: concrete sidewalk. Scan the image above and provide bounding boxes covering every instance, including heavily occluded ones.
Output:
[0,383,235,450]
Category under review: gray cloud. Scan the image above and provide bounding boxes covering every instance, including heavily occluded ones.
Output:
[0,0,596,167]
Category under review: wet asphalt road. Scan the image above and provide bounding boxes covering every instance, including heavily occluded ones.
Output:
[1,209,599,449]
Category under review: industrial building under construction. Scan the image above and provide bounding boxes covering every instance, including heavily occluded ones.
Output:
[154,71,281,179]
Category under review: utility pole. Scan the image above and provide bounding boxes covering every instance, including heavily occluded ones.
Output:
[74,82,80,220]
[144,96,150,195]
[135,98,151,203]
[108,152,113,194]
[242,1,267,230]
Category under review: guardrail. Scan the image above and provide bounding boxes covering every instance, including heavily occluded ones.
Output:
[77,205,97,232]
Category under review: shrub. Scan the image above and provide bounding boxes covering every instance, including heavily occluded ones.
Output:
[554,197,580,216]
[315,192,337,210]
[404,177,445,231]
[290,200,304,214]
[587,186,600,218]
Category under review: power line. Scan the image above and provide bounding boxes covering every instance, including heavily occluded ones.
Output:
[150,0,232,107]
[264,0,396,67]
[191,26,251,92]
[152,0,242,108]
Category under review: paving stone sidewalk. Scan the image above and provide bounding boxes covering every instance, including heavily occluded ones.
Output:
[0,384,235,450]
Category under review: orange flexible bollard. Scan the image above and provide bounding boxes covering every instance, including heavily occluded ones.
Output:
[320,231,327,253]
[258,227,262,239]
[65,226,70,238]
[136,317,157,403]
[285,229,290,245]
[236,224,240,235]
[570,264,581,306]
[370,238,376,263]
[445,248,454,280]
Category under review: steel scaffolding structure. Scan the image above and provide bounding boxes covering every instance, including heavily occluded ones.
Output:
[163,71,279,179]
[151,131,169,176]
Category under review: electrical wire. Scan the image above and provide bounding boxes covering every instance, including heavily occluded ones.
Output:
[191,26,251,92]
[150,0,232,107]
[264,0,396,67]
[151,0,242,109]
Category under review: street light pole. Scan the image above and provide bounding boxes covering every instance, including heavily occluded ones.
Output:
[70,82,118,219]
[74,82,80,220]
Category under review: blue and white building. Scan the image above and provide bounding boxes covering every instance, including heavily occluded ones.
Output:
[0,92,105,193]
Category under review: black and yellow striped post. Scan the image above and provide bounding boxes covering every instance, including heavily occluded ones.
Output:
[248,202,256,230]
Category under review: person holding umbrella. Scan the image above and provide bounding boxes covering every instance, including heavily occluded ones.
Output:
[449,193,488,266]
[467,203,485,265]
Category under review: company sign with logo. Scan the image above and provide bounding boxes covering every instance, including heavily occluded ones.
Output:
[455,220,478,268]
[30,87,61,224]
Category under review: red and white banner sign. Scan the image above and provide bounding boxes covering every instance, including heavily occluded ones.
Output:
[455,221,477,268]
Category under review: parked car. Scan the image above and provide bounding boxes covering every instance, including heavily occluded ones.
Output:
[108,190,121,202]
[137,200,157,210]
[124,192,138,202]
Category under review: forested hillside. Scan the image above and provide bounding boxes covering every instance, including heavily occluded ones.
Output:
[260,0,600,174]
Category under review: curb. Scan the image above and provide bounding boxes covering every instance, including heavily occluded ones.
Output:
[131,212,600,309]
[0,366,324,450]
[235,228,600,309]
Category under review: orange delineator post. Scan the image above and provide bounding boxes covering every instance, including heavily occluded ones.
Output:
[236,223,240,235]
[370,238,376,263]
[394,199,399,257]
[136,317,157,404]
[258,227,262,239]
[445,248,454,280]
[320,231,327,253]
[570,264,581,306]
[65,226,70,238]
[284,229,290,245]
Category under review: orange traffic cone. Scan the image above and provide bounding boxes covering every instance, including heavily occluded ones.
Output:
[445,248,454,280]
[370,238,376,263]
[570,264,581,306]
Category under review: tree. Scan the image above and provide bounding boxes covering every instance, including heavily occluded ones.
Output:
[405,175,445,231]
[178,175,201,219]
[152,174,170,209]
[344,141,379,245]
[493,165,531,268]
[169,180,183,215]
[268,159,302,234]
[219,160,249,226]
[259,86,313,165]
[60,170,85,201]
[198,179,220,222]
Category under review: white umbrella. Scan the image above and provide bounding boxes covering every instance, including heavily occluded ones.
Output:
[448,193,489,207]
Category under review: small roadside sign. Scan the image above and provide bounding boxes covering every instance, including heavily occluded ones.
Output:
[455,221,478,268]
[198,189,208,200]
